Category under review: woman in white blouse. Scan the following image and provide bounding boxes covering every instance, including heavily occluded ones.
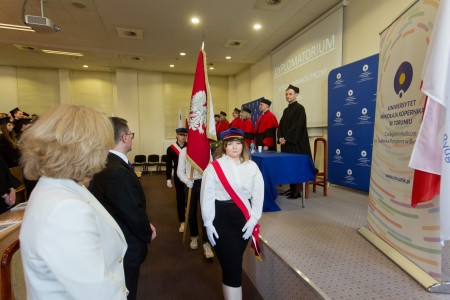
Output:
[200,128,264,300]
[19,105,128,300]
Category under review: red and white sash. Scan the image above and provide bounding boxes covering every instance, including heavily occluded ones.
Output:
[211,160,262,260]
[170,143,183,156]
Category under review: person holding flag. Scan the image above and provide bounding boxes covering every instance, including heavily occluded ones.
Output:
[200,128,264,300]
[166,127,188,233]
[181,43,217,259]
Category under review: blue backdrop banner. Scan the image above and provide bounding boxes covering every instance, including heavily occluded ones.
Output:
[327,54,379,192]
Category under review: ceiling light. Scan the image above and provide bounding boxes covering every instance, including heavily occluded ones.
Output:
[170,64,175,68]
[83,65,88,68]
[225,56,231,60]
[42,49,84,56]
[180,52,186,56]
[0,23,34,32]
[191,17,200,24]
[209,66,214,70]
[253,23,262,30]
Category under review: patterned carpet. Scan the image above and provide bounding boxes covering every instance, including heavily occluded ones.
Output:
[136,173,263,300]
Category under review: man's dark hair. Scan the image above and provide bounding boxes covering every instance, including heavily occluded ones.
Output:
[110,117,129,144]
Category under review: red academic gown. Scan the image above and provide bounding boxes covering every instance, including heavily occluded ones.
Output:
[229,117,243,129]
[217,120,230,134]
[255,110,278,151]
[240,119,255,147]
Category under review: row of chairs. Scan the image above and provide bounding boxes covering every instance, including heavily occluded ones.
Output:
[133,154,167,174]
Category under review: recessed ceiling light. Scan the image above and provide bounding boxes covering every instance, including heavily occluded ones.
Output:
[180,52,186,56]
[253,23,262,30]
[83,65,88,68]
[170,64,175,68]
[225,56,231,60]
[191,17,200,24]
[209,67,214,70]
[42,49,83,56]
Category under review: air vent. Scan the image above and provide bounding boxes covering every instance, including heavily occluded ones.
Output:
[116,27,144,40]
[127,56,143,61]
[224,39,248,48]
[13,44,40,51]
[254,0,289,11]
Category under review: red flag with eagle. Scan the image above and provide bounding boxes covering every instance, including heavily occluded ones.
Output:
[186,45,217,173]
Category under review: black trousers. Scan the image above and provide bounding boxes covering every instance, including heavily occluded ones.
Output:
[213,200,249,287]
[188,179,207,242]
[174,175,186,222]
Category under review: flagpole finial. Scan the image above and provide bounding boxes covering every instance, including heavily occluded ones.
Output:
[202,30,205,50]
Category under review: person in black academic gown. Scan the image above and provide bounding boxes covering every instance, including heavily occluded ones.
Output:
[277,84,314,199]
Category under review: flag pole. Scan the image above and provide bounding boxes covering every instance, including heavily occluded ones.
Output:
[182,167,195,242]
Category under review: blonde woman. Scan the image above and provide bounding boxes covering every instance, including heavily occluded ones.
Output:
[19,105,128,300]
[201,128,264,300]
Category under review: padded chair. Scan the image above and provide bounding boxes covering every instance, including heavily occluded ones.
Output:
[133,155,148,174]
[157,154,167,173]
[1,240,26,300]
[313,138,328,196]
[8,166,27,204]
[146,155,160,174]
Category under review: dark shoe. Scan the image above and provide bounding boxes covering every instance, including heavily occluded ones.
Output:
[314,168,319,175]
[288,193,302,199]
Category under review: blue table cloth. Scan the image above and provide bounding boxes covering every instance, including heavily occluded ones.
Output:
[251,151,316,212]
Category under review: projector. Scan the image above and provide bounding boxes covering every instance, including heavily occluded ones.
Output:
[24,15,60,33]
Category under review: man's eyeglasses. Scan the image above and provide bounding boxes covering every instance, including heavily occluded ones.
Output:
[125,132,135,139]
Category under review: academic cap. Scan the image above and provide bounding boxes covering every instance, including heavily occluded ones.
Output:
[286,84,300,93]
[218,128,244,141]
[175,127,187,134]
[260,98,272,107]
[242,107,252,114]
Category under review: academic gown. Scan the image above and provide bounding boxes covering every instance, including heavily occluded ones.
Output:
[277,101,312,159]
[229,117,243,129]
[240,119,255,147]
[255,110,278,151]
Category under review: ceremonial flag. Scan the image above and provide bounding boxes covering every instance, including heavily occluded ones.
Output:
[186,45,217,173]
[408,0,450,241]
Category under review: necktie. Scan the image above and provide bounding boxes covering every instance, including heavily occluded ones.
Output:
[127,161,134,171]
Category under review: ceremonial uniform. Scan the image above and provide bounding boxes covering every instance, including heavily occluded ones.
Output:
[255,110,278,151]
[166,141,187,224]
[201,151,263,287]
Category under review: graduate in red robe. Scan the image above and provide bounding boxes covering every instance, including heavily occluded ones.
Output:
[216,111,230,134]
[214,114,220,134]
[239,107,254,147]
[229,108,243,129]
[254,98,278,151]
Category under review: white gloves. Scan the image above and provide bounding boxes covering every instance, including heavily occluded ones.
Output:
[166,180,172,188]
[206,225,219,246]
[186,180,194,189]
[242,219,257,240]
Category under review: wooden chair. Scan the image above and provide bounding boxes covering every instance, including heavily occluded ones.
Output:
[1,240,26,300]
[313,138,328,196]
[146,155,160,174]
[157,154,167,174]
[133,155,148,174]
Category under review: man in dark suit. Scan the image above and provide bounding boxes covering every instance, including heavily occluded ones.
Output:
[91,117,156,300]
